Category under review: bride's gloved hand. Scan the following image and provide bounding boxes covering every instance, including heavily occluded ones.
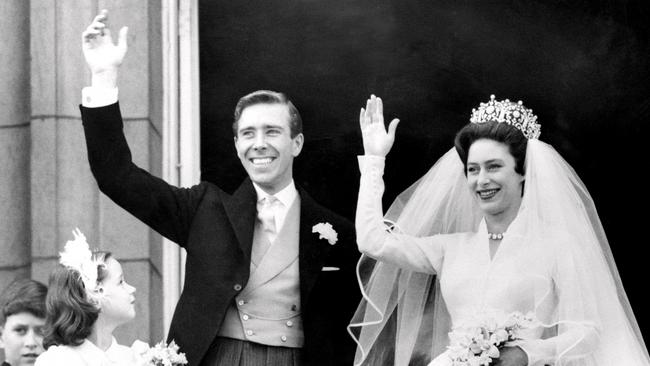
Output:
[359,94,400,157]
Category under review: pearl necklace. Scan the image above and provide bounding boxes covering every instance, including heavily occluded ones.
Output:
[488,232,504,240]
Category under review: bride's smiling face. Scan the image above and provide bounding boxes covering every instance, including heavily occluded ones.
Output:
[466,139,524,219]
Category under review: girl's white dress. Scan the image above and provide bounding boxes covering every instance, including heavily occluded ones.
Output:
[35,337,142,366]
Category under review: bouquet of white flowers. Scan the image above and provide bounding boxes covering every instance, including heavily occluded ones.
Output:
[446,310,538,366]
[132,340,188,366]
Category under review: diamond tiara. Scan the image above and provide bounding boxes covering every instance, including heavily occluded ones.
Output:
[469,95,541,140]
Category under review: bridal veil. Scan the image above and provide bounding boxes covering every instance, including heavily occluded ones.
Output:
[348,140,650,365]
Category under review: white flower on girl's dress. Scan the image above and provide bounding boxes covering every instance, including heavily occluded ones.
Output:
[133,340,188,366]
[446,310,538,366]
[312,222,338,245]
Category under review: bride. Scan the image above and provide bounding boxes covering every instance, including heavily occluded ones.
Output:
[348,95,650,365]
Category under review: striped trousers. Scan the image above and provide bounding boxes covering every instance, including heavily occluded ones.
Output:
[203,337,302,366]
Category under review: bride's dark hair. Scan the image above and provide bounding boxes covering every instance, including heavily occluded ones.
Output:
[43,251,112,349]
[454,120,528,175]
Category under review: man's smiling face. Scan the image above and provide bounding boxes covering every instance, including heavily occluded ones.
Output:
[234,103,304,195]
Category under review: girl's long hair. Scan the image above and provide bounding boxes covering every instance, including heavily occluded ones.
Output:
[43,251,111,348]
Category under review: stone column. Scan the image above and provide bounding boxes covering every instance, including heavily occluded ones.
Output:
[0,0,31,292]
[30,0,164,344]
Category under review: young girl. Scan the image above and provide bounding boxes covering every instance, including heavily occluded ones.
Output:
[35,229,139,365]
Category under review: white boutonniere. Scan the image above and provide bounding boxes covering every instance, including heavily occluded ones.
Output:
[312,222,338,245]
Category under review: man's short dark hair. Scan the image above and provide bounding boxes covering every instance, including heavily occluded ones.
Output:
[0,279,47,325]
[232,90,303,138]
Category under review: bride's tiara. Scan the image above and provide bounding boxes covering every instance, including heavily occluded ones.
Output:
[470,95,541,140]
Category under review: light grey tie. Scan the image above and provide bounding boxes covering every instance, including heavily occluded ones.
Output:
[252,196,278,265]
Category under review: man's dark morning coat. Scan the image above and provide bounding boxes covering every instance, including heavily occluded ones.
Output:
[80,103,360,366]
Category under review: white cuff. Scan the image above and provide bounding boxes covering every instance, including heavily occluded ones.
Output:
[357,155,385,174]
[81,87,119,107]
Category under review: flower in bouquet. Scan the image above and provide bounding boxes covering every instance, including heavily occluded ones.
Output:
[137,340,188,366]
[446,310,538,366]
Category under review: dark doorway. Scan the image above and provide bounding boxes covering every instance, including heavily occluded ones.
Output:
[199,0,650,341]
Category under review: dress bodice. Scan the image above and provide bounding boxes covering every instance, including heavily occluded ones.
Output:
[439,219,553,333]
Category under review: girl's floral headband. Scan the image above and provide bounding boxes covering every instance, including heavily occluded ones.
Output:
[59,228,99,291]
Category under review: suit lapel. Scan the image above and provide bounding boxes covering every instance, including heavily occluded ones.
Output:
[298,188,334,308]
[224,182,334,305]
[244,198,301,293]
[223,179,258,261]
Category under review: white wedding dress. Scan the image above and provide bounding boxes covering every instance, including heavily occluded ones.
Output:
[351,154,649,366]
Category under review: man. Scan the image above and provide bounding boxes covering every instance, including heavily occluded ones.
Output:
[0,279,47,366]
[80,11,359,366]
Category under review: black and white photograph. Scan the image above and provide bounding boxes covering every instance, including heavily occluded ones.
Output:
[1,0,649,365]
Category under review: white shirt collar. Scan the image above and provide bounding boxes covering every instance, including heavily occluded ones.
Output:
[252,180,298,208]
[252,181,298,233]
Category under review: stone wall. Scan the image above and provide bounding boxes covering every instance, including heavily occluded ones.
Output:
[1,0,164,345]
